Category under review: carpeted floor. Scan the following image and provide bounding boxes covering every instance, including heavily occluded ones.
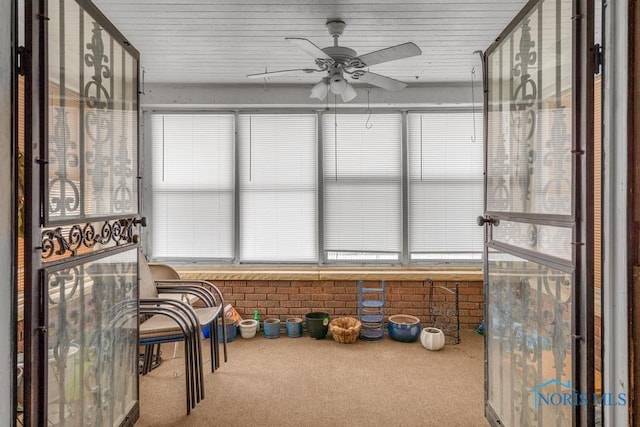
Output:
[136,331,487,427]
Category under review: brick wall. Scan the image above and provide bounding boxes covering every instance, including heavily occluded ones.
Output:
[213,279,484,331]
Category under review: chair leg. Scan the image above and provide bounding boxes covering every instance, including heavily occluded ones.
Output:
[212,318,220,370]
[142,344,153,375]
[209,321,216,373]
[221,313,228,363]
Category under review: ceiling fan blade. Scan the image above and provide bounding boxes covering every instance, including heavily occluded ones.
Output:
[247,68,320,79]
[356,42,422,67]
[356,71,408,91]
[285,37,332,60]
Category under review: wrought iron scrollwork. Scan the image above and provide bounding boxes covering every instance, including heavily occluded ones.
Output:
[85,21,112,206]
[49,107,81,217]
[510,18,537,208]
[41,218,140,260]
[46,256,138,425]
[84,22,111,110]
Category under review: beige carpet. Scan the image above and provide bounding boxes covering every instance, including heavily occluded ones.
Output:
[136,332,487,427]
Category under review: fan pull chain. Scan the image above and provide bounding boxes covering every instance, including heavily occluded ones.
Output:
[365,88,373,129]
[471,67,477,142]
[262,68,270,91]
[420,114,423,182]
[334,95,338,182]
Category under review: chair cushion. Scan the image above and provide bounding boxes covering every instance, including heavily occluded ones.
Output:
[138,251,159,299]
[140,313,188,337]
[194,306,221,325]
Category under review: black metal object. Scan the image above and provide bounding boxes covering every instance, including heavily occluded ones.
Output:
[427,279,460,345]
[40,217,141,260]
[23,0,142,425]
[481,0,595,425]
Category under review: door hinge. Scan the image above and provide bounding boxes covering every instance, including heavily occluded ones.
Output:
[594,44,603,75]
[17,46,26,76]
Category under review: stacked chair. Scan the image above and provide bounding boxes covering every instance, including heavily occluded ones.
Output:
[137,251,227,414]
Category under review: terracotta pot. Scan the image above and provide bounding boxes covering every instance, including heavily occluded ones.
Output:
[420,327,445,351]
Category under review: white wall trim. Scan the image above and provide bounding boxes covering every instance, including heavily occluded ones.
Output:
[140,82,475,110]
[602,0,629,425]
[0,0,14,422]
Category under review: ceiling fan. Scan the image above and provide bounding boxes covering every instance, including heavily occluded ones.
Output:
[247,19,422,102]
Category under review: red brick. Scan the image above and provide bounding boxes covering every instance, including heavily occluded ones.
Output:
[267,308,290,315]
[401,294,423,302]
[289,308,312,315]
[334,294,357,301]
[325,301,346,308]
[257,301,278,308]
[235,300,256,308]
[269,280,290,287]
[291,281,314,287]
[334,308,356,316]
[459,302,479,310]
[468,295,484,302]
[312,294,332,301]
[245,293,267,300]
[254,287,276,294]
[393,302,414,309]
[289,294,309,301]
[277,287,300,294]
[282,301,302,308]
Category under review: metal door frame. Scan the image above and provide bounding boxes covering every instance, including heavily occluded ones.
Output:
[23,0,141,425]
[481,0,595,425]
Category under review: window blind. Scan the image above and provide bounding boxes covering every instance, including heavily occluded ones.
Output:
[151,114,234,260]
[238,114,317,262]
[323,113,402,261]
[408,112,484,261]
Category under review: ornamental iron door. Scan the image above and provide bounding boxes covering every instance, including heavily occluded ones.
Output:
[24,0,141,425]
[481,0,594,426]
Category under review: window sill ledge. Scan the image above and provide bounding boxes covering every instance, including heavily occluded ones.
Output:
[172,266,483,281]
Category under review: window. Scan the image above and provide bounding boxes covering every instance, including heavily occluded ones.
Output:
[151,114,234,260]
[238,114,317,262]
[149,110,483,264]
[323,114,402,262]
[408,112,484,261]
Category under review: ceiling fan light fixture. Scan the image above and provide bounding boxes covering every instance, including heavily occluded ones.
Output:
[340,83,358,102]
[329,73,348,95]
[310,79,329,100]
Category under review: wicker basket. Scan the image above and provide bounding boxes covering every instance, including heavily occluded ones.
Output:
[329,317,362,344]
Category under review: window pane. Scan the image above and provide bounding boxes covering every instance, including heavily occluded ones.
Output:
[238,114,317,262]
[408,112,484,261]
[323,114,402,260]
[151,114,234,260]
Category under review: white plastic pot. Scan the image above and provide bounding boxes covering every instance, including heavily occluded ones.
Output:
[420,327,445,351]
[239,319,258,339]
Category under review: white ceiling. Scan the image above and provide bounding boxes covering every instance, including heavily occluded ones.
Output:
[92,0,528,86]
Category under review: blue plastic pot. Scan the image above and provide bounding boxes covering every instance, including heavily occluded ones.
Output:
[286,317,303,338]
[209,319,236,343]
[263,318,281,339]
